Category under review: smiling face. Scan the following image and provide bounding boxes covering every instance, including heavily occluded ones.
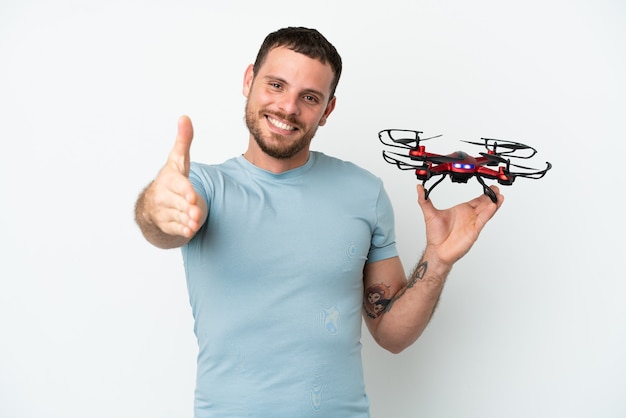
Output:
[242,46,337,172]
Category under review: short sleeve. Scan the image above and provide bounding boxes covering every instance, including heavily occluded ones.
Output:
[367,182,398,263]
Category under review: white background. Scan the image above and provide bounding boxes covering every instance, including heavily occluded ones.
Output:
[1,1,625,417]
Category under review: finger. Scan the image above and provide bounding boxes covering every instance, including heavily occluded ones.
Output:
[166,173,198,206]
[416,184,436,215]
[472,186,504,226]
[153,158,197,206]
[151,190,201,236]
[158,216,195,238]
[416,184,428,205]
[476,185,504,211]
[168,115,194,176]
[490,186,505,209]
[485,185,504,216]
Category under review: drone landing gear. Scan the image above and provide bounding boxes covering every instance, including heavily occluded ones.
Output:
[476,176,498,204]
[422,175,498,204]
[422,176,447,201]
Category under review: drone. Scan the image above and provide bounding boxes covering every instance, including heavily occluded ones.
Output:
[379,129,552,203]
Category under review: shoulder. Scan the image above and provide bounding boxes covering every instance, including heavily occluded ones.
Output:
[311,152,381,184]
[189,157,243,183]
[190,157,238,176]
[188,158,243,199]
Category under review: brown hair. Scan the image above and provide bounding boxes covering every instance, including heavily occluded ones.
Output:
[252,27,342,100]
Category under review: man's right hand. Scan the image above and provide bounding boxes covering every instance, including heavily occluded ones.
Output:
[135,115,207,249]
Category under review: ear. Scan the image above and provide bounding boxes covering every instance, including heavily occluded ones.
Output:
[318,96,337,127]
[242,64,254,97]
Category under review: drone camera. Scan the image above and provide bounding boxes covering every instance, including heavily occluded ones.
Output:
[450,173,473,183]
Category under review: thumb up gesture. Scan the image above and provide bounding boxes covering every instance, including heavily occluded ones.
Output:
[135,116,207,248]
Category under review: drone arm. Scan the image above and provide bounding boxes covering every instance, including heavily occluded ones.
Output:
[497,161,552,184]
[475,166,501,180]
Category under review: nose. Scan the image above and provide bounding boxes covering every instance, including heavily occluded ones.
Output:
[277,92,300,116]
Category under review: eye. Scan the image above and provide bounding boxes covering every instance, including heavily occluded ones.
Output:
[303,94,319,104]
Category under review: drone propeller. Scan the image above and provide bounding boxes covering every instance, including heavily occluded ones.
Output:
[379,129,443,149]
[479,152,508,165]
[421,134,444,141]
[395,138,417,145]
[479,152,546,171]
[462,138,537,159]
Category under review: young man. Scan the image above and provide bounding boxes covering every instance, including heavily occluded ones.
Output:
[135,27,503,417]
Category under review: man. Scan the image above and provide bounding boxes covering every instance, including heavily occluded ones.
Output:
[135,27,503,417]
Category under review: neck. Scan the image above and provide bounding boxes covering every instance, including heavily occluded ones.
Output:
[243,140,310,174]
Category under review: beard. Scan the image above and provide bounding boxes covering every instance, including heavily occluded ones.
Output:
[245,102,318,160]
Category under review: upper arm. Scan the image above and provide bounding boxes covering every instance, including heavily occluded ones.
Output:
[362,256,406,329]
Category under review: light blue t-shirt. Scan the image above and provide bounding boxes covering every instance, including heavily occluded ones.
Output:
[182,151,398,417]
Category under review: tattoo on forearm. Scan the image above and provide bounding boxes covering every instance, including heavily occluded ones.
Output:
[363,282,391,319]
[384,261,428,314]
[363,261,428,319]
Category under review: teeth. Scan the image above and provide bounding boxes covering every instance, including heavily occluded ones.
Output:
[268,116,295,131]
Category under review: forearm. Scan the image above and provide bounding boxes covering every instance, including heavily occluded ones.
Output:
[366,184,502,353]
[368,249,452,353]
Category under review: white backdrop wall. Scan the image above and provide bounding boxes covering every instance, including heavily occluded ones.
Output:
[1,1,624,417]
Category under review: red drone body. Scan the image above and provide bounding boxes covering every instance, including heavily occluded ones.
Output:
[379,129,551,203]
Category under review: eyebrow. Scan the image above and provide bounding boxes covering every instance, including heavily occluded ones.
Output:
[262,75,328,102]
